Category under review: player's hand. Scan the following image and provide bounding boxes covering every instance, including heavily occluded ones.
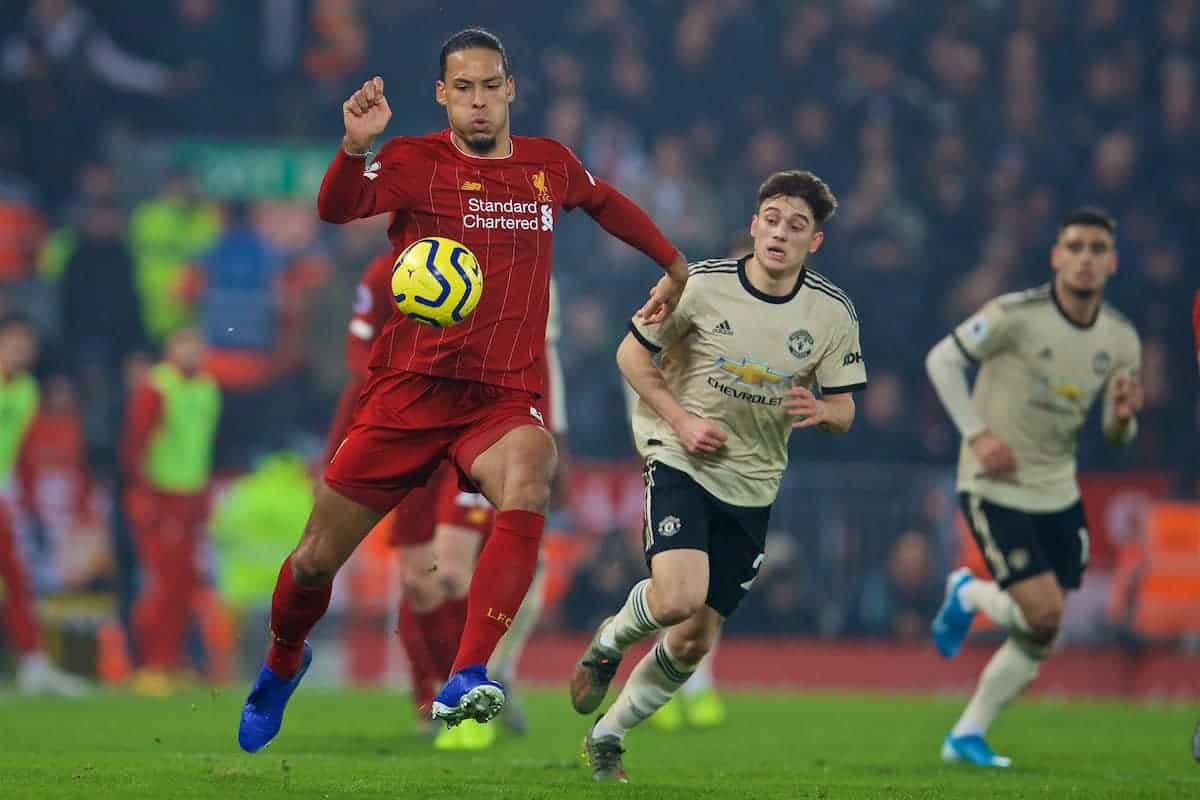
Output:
[342,76,392,154]
[672,413,727,455]
[969,431,1018,478]
[784,386,829,429]
[637,274,686,325]
[1110,374,1144,421]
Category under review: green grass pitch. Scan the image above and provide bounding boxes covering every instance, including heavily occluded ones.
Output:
[1,688,1196,798]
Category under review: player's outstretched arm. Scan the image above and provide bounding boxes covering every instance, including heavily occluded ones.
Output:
[617,333,726,455]
[316,77,396,223]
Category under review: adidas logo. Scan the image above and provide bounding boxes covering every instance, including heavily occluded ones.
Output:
[712,320,734,336]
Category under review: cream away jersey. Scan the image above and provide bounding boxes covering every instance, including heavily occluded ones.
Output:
[953,284,1140,512]
[629,257,867,506]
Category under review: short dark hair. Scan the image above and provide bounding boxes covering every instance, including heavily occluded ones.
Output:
[440,28,510,79]
[1058,206,1116,236]
[756,170,838,225]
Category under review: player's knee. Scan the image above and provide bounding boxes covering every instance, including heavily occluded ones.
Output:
[649,585,706,626]
[436,563,472,600]
[499,474,552,514]
[400,568,441,610]
[1025,603,1063,645]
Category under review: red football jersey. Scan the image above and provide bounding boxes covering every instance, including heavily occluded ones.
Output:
[345,251,396,379]
[318,129,677,394]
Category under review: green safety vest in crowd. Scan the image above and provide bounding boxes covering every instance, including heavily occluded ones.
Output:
[129,197,223,342]
[144,364,221,493]
[0,373,38,485]
[209,452,314,607]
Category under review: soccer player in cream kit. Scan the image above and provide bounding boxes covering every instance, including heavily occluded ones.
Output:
[569,170,867,782]
[237,28,690,752]
[927,207,1143,768]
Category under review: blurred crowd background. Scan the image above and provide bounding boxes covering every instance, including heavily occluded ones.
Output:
[0,0,1198,686]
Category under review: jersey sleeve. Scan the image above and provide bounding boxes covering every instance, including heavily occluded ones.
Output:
[952,299,1019,362]
[345,253,395,376]
[627,277,696,353]
[316,137,424,223]
[816,314,867,394]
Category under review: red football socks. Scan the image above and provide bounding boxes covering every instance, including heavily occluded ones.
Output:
[265,555,332,678]
[0,520,40,654]
[450,510,543,674]
[396,600,442,711]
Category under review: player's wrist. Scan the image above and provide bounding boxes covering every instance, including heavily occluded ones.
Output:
[342,134,374,157]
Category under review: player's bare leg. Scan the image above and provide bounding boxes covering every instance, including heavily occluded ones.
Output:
[571,548,708,714]
[431,425,555,725]
[583,605,722,782]
[396,539,443,733]
[238,484,387,752]
[943,571,1062,767]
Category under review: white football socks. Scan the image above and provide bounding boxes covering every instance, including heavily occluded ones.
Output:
[960,579,1031,634]
[599,579,662,653]
[951,638,1041,738]
[594,639,694,740]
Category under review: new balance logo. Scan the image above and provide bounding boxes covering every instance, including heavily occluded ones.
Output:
[363,161,381,181]
[461,180,482,191]
[712,320,734,336]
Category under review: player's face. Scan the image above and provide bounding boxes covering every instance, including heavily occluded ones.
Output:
[749,195,824,275]
[1051,224,1117,296]
[436,49,514,154]
[167,329,206,371]
[0,326,37,374]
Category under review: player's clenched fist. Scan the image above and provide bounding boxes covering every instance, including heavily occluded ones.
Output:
[672,413,727,455]
[342,76,392,155]
[968,430,1018,477]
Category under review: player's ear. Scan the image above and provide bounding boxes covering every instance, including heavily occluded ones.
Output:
[435,80,448,108]
[749,214,759,238]
[809,230,824,253]
[506,75,516,103]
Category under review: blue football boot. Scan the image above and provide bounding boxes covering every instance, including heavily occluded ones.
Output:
[237,642,312,753]
[431,664,505,727]
[932,567,976,658]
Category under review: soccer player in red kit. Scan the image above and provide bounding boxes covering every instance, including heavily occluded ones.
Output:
[238,28,687,752]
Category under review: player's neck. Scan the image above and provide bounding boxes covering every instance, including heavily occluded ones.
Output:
[744,256,804,298]
[1052,279,1102,328]
[449,128,513,159]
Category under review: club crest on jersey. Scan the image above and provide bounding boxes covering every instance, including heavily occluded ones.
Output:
[657,515,682,537]
[1092,351,1112,376]
[530,170,553,203]
[788,329,815,359]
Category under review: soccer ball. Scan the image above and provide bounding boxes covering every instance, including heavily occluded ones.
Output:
[391,236,483,327]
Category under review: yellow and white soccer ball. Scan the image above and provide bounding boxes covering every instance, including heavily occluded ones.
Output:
[391,236,483,327]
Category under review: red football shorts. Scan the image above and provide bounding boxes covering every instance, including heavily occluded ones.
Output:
[325,368,547,513]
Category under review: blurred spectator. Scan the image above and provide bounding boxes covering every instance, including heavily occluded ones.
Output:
[849,529,941,639]
[121,326,219,694]
[128,168,223,343]
[58,190,149,472]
